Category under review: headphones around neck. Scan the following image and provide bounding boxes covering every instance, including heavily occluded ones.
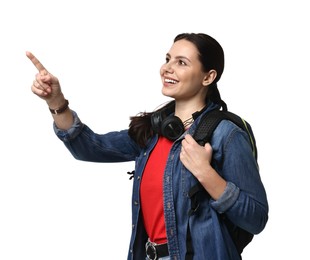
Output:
[151,101,207,141]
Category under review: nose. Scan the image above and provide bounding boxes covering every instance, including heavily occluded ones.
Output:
[161,62,173,74]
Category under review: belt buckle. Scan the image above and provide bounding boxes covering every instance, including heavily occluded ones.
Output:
[146,240,157,260]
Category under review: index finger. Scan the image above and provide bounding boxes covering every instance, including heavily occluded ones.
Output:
[26,51,48,74]
[184,134,195,143]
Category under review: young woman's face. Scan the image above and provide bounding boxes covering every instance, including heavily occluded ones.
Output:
[160,39,209,102]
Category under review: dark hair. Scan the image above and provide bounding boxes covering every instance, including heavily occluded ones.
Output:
[129,33,226,147]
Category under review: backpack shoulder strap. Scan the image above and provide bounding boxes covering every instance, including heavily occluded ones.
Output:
[193,109,225,146]
[193,109,257,161]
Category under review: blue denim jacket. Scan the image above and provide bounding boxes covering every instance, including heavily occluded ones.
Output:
[54,104,268,260]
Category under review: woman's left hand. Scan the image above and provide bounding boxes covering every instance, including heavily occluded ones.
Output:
[180,134,226,199]
[180,134,213,181]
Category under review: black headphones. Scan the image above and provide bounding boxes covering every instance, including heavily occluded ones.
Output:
[151,101,207,141]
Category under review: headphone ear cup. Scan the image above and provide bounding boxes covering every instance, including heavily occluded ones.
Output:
[151,111,162,135]
[161,116,185,141]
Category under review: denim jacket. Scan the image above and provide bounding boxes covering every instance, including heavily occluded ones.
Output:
[54,104,268,260]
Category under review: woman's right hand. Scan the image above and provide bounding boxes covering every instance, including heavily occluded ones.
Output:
[26,51,65,109]
[26,51,74,130]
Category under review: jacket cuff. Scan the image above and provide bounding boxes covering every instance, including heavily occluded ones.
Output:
[210,181,240,213]
[53,110,84,142]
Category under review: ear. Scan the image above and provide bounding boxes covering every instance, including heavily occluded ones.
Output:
[202,70,217,86]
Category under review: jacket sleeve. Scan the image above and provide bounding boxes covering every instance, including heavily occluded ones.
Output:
[53,110,141,163]
[210,121,269,234]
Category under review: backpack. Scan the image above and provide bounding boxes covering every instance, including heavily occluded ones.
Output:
[185,109,257,259]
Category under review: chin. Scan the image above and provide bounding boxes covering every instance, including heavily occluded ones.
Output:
[161,88,173,98]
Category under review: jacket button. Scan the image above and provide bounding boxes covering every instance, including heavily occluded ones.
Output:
[134,201,139,206]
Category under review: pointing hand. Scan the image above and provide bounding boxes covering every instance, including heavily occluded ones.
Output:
[26,51,62,102]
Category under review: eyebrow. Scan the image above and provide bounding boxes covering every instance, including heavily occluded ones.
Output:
[166,53,191,63]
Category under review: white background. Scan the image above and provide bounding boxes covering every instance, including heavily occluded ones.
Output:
[0,0,309,259]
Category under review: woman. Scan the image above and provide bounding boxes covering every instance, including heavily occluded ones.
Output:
[27,33,268,260]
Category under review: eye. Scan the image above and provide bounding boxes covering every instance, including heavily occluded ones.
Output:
[177,59,187,66]
[165,57,170,63]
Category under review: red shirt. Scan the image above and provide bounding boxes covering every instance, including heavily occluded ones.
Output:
[140,136,173,244]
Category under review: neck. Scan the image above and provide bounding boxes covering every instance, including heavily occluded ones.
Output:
[183,116,194,129]
[174,101,206,122]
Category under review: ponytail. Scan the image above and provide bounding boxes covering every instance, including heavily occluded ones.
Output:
[208,83,227,111]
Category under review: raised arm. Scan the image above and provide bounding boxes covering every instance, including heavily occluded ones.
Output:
[26,51,74,130]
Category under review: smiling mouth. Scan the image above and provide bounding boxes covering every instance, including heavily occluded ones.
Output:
[164,78,178,84]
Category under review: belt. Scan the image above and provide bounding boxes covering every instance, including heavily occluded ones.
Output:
[145,240,169,260]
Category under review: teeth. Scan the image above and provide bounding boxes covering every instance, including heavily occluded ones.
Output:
[165,78,177,84]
